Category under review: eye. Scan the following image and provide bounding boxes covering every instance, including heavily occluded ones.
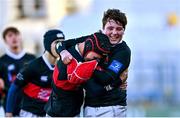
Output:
[107,26,114,31]
[116,27,124,31]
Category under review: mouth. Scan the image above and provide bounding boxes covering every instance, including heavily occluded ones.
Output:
[110,37,119,41]
[109,37,122,44]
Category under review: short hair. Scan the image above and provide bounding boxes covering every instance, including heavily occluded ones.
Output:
[2,27,20,40]
[102,9,127,29]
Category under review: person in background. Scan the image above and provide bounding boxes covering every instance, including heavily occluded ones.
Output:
[0,27,36,116]
[5,29,64,117]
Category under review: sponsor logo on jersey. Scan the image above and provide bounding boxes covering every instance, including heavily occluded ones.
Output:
[108,60,123,73]
[40,76,48,82]
[37,88,51,101]
[16,73,24,80]
[8,64,15,71]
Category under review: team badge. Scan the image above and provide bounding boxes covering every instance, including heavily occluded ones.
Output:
[8,64,15,71]
[108,60,123,73]
[40,76,48,82]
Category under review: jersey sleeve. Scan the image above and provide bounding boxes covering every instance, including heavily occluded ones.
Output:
[64,35,90,48]
[6,83,20,113]
[93,49,131,86]
[107,50,131,76]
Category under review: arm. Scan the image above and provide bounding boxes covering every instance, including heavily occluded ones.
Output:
[63,35,90,48]
[0,78,5,98]
[55,35,90,55]
[106,68,128,91]
[5,64,32,116]
[93,49,131,86]
[55,35,91,64]
[0,78,4,90]
[5,83,20,117]
[82,69,128,97]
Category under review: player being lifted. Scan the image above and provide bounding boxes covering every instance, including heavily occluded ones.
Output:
[45,32,112,117]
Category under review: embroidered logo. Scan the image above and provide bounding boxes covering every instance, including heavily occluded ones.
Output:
[108,60,123,73]
[40,76,48,82]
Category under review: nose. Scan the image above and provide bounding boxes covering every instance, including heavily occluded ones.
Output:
[112,29,118,35]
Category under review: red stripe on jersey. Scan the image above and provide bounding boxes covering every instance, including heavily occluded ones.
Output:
[23,83,51,102]
[53,64,77,91]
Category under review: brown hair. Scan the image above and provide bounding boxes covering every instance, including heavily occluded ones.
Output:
[102,9,127,29]
[2,27,20,40]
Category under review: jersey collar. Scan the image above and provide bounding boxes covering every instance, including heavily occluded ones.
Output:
[119,40,123,44]
[6,49,26,60]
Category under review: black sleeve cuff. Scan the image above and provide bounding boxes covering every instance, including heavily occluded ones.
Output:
[55,41,66,55]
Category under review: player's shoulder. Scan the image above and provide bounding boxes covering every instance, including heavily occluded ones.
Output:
[113,41,131,55]
[24,53,36,59]
[25,56,41,68]
[123,41,131,54]
[19,57,42,75]
[0,53,8,60]
[121,41,131,51]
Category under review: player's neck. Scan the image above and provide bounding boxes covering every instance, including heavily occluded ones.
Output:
[43,52,56,65]
[9,46,22,54]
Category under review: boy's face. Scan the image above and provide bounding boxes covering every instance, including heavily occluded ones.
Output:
[4,32,22,49]
[84,51,102,61]
[102,19,124,44]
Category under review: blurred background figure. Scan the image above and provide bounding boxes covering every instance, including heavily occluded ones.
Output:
[0,0,180,117]
[0,27,36,116]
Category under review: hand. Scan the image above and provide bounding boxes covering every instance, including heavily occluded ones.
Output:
[5,112,13,117]
[60,50,73,64]
[105,68,128,91]
[120,81,127,90]
[120,68,128,83]
[119,68,128,90]
[0,78,4,89]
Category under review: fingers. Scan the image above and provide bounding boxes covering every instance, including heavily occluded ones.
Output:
[120,68,128,83]
[119,68,128,90]
[0,78,4,89]
[5,112,13,117]
[120,81,127,90]
[60,50,73,64]
[63,56,73,65]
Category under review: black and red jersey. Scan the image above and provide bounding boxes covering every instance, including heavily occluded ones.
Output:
[45,46,84,117]
[14,55,53,116]
[84,41,131,107]
[60,38,131,107]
